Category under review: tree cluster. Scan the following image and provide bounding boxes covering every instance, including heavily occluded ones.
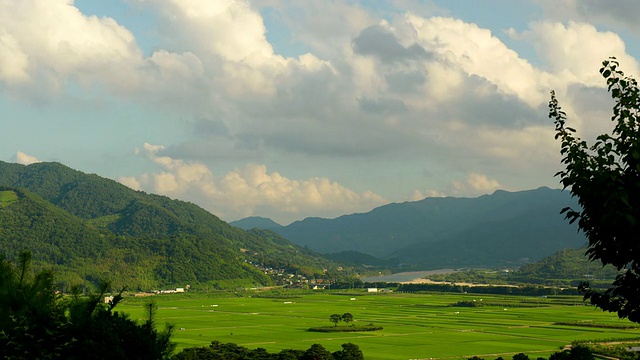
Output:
[329,312,354,327]
[467,345,594,360]
[0,251,175,359]
[173,341,364,360]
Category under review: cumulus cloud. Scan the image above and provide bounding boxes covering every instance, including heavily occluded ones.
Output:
[14,151,41,165]
[409,189,446,201]
[451,173,503,196]
[508,21,638,87]
[1,1,638,222]
[536,0,640,33]
[120,144,387,224]
[0,0,141,99]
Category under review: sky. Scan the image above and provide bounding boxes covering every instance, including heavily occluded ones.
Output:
[2,0,639,225]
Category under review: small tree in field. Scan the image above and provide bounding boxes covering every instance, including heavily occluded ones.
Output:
[550,57,640,322]
[341,312,353,325]
[330,314,342,327]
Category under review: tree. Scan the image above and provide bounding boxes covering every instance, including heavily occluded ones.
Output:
[512,353,529,360]
[341,312,353,325]
[332,343,363,360]
[550,57,640,322]
[0,251,175,359]
[302,344,333,360]
[330,313,342,327]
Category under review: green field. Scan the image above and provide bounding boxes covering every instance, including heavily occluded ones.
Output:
[118,291,640,359]
[0,190,18,208]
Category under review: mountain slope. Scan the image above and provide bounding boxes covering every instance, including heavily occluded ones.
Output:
[230,216,283,231]
[273,187,586,267]
[513,247,619,281]
[0,161,342,289]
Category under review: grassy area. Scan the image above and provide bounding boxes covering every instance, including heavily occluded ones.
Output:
[117,291,640,360]
[0,190,18,208]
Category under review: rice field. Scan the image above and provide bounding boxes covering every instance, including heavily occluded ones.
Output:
[118,291,640,360]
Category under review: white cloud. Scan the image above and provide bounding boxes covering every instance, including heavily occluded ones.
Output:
[402,15,549,108]
[0,0,141,97]
[451,173,503,196]
[14,151,41,165]
[536,0,640,33]
[409,189,446,201]
[120,144,387,224]
[509,21,638,88]
[2,2,638,222]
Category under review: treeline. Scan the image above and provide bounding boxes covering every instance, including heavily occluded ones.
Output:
[174,341,363,360]
[392,283,581,296]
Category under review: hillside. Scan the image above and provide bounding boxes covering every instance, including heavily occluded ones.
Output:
[513,247,620,282]
[0,161,344,290]
[271,187,586,268]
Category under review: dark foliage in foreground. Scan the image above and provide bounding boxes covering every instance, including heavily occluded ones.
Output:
[0,251,175,359]
[551,58,640,322]
[173,341,364,360]
[467,345,594,360]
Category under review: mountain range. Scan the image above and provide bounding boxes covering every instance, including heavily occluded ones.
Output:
[1,160,591,290]
[232,187,587,268]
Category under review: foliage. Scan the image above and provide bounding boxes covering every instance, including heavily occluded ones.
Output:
[451,300,483,307]
[329,313,342,327]
[512,353,529,360]
[332,343,364,360]
[341,312,353,324]
[513,248,619,284]
[553,321,639,329]
[173,341,364,360]
[0,251,175,359]
[550,58,640,322]
[396,282,580,296]
[307,324,382,332]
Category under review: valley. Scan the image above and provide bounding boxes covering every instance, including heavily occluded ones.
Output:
[119,290,640,359]
[0,160,629,359]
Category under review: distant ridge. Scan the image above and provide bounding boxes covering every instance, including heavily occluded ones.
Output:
[230,216,282,230]
[271,187,586,268]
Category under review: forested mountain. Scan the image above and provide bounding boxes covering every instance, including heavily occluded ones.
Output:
[0,161,343,290]
[513,247,619,282]
[269,187,586,268]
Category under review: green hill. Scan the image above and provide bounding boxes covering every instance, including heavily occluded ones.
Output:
[513,247,620,282]
[0,161,343,290]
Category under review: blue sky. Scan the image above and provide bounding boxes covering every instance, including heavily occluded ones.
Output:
[2,0,639,224]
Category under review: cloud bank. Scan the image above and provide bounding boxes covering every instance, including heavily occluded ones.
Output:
[1,0,638,222]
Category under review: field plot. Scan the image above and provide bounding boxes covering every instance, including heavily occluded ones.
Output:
[119,292,640,360]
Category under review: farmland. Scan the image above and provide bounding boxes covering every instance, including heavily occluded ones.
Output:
[118,291,640,359]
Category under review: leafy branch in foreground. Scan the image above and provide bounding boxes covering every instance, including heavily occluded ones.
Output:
[550,57,640,322]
